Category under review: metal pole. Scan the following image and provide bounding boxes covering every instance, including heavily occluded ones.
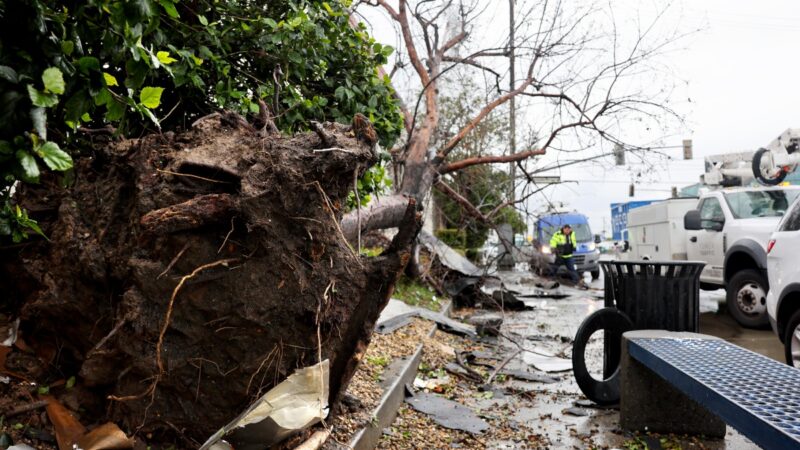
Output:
[508,0,516,203]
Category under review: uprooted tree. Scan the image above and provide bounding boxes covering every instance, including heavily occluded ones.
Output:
[0,0,419,446]
[342,0,685,242]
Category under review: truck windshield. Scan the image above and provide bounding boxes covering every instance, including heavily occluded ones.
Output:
[724,190,800,219]
[541,223,592,243]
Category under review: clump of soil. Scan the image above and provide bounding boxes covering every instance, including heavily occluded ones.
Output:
[1,113,420,445]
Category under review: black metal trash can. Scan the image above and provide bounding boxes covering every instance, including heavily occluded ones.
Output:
[572,260,704,404]
[601,260,705,377]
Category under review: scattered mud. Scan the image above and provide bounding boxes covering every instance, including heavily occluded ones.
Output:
[1,113,420,445]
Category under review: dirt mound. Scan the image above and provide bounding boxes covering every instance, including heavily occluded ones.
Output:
[1,114,419,445]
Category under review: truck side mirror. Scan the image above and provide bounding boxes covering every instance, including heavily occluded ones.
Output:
[684,210,701,230]
[594,234,602,244]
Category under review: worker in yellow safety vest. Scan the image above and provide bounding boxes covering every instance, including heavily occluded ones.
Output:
[547,225,583,286]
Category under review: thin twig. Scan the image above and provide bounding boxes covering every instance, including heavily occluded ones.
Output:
[4,400,49,418]
[217,217,236,254]
[353,164,362,253]
[158,242,191,279]
[488,348,522,384]
[312,147,356,154]
[156,168,233,184]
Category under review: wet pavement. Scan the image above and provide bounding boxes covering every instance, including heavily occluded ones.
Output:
[478,269,776,449]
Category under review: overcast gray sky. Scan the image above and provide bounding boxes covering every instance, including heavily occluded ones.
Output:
[360,0,800,237]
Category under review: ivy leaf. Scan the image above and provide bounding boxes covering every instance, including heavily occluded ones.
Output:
[77,56,101,75]
[31,107,47,139]
[0,65,18,83]
[27,85,59,108]
[42,67,65,94]
[16,150,40,180]
[105,99,126,121]
[61,40,75,56]
[156,51,177,65]
[37,142,73,171]
[103,72,118,87]
[158,0,180,18]
[139,86,164,109]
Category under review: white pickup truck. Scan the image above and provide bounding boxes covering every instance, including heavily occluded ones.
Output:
[683,186,800,327]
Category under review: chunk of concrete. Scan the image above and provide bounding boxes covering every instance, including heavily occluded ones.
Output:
[466,314,503,337]
[620,330,725,438]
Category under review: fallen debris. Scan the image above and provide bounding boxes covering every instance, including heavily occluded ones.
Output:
[405,392,490,434]
[466,314,503,337]
[200,360,330,450]
[499,369,559,384]
[375,300,476,338]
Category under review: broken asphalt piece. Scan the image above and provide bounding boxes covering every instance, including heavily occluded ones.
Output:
[522,351,572,373]
[418,231,484,277]
[375,299,476,338]
[575,399,618,410]
[444,363,482,383]
[200,360,330,450]
[490,290,529,311]
[466,314,503,337]
[443,276,483,298]
[405,391,490,434]
[562,407,591,417]
[499,369,559,384]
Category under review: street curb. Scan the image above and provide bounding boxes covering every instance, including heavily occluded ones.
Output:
[346,299,452,450]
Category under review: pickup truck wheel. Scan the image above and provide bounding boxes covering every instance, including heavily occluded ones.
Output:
[784,309,800,368]
[590,269,600,280]
[727,269,769,328]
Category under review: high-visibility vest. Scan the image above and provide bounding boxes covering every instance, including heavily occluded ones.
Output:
[550,231,577,258]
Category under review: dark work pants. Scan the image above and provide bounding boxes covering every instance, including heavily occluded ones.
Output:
[548,256,580,283]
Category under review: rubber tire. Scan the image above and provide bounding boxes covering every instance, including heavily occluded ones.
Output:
[590,269,600,280]
[752,147,788,186]
[572,307,633,405]
[726,269,770,328]
[783,309,800,368]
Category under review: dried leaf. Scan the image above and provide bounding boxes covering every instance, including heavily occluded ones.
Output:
[76,423,134,450]
[42,395,86,450]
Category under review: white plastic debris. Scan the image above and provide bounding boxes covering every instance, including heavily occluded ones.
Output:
[199,359,330,450]
[2,318,19,347]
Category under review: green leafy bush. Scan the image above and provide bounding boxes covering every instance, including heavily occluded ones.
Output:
[0,0,403,239]
[435,228,467,249]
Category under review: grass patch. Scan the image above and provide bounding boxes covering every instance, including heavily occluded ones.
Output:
[392,276,441,311]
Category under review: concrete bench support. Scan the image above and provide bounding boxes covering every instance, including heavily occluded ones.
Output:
[620,330,726,438]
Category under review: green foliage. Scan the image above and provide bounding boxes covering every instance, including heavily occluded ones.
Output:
[392,276,441,311]
[0,0,403,239]
[435,228,467,249]
[435,166,526,250]
[347,162,392,210]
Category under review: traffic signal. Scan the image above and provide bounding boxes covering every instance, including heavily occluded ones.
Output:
[683,139,693,160]
[614,144,625,166]
[629,183,634,197]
